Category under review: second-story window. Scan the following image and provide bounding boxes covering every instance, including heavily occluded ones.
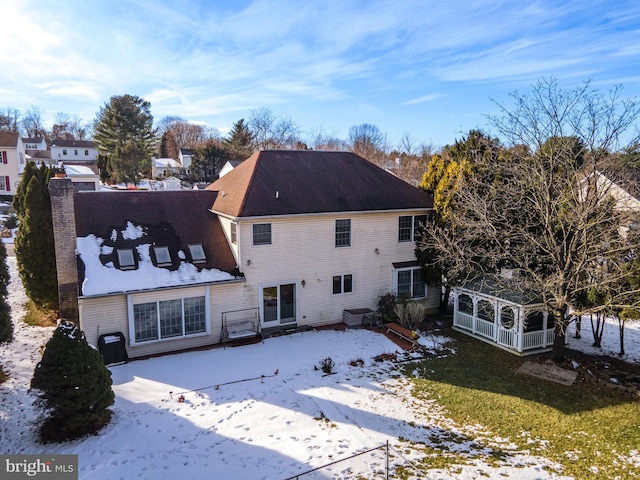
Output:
[399,215,429,242]
[74,149,78,155]
[230,222,237,244]
[253,223,271,245]
[84,149,89,156]
[335,219,351,247]
[62,149,67,155]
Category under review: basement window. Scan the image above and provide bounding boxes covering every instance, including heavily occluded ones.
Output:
[188,244,206,263]
[154,246,172,267]
[117,248,136,270]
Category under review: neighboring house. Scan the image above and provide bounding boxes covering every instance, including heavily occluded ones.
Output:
[51,139,98,163]
[179,148,194,173]
[0,132,25,195]
[22,137,47,151]
[50,150,436,359]
[152,157,182,179]
[62,164,101,191]
[218,160,242,178]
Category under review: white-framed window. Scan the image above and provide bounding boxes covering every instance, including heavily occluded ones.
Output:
[230,222,237,244]
[62,149,67,155]
[84,149,89,156]
[117,248,136,270]
[130,295,208,344]
[74,149,78,156]
[0,177,6,191]
[335,219,351,247]
[399,214,429,242]
[153,246,171,266]
[188,243,206,263]
[395,267,426,299]
[332,274,353,295]
[253,223,271,245]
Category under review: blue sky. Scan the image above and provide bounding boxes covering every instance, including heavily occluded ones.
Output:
[2,0,640,149]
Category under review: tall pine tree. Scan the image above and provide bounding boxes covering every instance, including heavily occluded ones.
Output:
[0,241,11,344]
[31,321,115,442]
[14,162,58,310]
[223,118,253,161]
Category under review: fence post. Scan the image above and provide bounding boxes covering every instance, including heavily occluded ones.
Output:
[386,440,389,480]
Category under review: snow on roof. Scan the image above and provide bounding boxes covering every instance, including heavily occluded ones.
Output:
[77,230,237,297]
[64,164,97,175]
[154,158,180,168]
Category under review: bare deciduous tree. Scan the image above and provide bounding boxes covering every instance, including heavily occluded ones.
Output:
[21,106,46,138]
[419,78,640,362]
[348,123,388,165]
[0,107,20,132]
[248,107,300,150]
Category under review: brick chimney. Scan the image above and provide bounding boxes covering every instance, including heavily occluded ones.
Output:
[48,177,80,324]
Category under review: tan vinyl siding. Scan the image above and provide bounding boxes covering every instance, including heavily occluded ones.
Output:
[238,209,435,327]
[80,282,251,359]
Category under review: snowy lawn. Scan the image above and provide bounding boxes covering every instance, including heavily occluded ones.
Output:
[1,253,639,479]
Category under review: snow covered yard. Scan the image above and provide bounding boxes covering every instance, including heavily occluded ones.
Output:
[2,252,638,479]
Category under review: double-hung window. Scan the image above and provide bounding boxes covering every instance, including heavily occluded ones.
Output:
[396,267,426,298]
[253,223,271,245]
[230,222,237,244]
[398,215,429,242]
[335,219,351,247]
[132,296,207,343]
[332,274,353,295]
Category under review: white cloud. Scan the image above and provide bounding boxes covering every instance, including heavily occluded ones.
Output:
[403,93,442,105]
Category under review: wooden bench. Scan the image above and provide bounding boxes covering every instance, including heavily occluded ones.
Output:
[386,322,420,349]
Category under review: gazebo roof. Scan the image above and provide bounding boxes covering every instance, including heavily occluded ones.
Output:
[457,278,545,307]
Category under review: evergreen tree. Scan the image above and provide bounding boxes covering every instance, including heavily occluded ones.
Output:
[96,154,112,184]
[14,166,58,310]
[31,321,114,442]
[93,94,156,184]
[110,139,150,185]
[0,241,11,344]
[223,118,253,161]
[191,139,230,182]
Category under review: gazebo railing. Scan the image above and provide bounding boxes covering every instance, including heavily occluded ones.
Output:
[475,318,494,339]
[454,311,473,330]
[497,328,517,348]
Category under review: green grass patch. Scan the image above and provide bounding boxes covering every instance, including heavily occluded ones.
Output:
[22,300,58,327]
[405,330,640,479]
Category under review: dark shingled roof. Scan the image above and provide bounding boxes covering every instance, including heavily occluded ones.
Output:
[207,150,433,217]
[51,139,96,148]
[74,190,238,274]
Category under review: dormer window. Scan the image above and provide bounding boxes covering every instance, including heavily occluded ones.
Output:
[117,248,135,270]
[154,246,172,267]
[188,244,206,263]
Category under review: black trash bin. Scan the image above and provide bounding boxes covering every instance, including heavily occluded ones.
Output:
[98,332,129,366]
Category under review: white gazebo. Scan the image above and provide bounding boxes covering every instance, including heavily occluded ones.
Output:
[452,279,555,356]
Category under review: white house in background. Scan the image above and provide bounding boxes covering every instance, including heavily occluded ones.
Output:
[0,132,25,195]
[218,160,242,178]
[152,157,182,179]
[22,137,47,151]
[179,148,194,173]
[49,150,436,359]
[50,139,98,163]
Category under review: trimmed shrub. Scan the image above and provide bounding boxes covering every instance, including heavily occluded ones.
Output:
[31,321,114,442]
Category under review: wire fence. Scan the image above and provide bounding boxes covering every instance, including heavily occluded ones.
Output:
[284,441,425,480]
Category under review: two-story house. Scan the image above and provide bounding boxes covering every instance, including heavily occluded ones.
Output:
[50,150,435,359]
[50,139,99,163]
[0,132,25,195]
[22,137,47,151]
